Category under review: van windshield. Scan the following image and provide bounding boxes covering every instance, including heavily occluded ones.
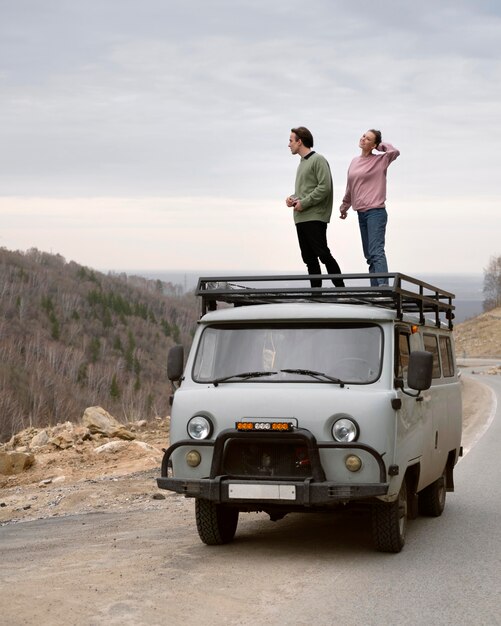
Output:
[193,322,382,385]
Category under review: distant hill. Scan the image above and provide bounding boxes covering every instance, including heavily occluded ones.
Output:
[453,307,501,358]
[0,248,198,442]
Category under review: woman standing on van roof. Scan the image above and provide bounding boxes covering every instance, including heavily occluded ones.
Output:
[339,130,400,286]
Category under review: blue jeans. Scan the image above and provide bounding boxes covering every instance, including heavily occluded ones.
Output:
[357,208,388,286]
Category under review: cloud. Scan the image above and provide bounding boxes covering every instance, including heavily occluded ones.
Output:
[0,0,499,273]
[1,192,498,275]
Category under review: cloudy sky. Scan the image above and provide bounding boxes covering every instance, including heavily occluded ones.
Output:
[1,0,500,277]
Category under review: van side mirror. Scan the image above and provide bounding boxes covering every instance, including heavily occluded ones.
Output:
[167,345,184,382]
[407,351,433,391]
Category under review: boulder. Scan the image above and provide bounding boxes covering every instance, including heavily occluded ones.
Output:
[45,422,79,449]
[93,440,162,458]
[94,441,128,454]
[82,407,135,440]
[132,441,162,458]
[30,430,50,449]
[50,432,75,450]
[72,425,92,441]
[0,451,35,475]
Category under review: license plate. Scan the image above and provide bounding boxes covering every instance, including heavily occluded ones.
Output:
[228,484,296,500]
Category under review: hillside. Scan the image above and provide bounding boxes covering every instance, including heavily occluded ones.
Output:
[0,248,198,442]
[1,248,498,444]
[453,307,501,358]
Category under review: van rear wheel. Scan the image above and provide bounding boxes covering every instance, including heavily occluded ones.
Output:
[418,471,446,517]
[195,499,239,545]
[372,480,407,553]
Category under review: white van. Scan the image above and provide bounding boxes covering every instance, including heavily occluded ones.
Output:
[157,274,462,552]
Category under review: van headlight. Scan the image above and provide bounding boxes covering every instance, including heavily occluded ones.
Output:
[332,418,359,443]
[187,415,213,440]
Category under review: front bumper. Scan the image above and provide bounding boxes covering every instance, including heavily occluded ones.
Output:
[157,428,389,506]
[157,476,388,504]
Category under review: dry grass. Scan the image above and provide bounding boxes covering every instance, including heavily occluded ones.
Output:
[454,307,501,358]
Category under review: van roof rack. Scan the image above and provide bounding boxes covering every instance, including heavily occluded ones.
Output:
[196,273,455,329]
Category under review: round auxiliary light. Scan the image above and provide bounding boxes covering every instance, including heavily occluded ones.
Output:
[186,450,202,467]
[332,418,359,443]
[345,454,362,472]
[187,415,213,440]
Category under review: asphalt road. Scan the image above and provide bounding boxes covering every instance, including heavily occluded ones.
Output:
[1,370,500,626]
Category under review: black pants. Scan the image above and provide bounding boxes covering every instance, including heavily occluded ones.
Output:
[296,220,344,287]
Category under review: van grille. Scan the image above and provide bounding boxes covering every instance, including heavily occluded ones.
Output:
[222,439,312,478]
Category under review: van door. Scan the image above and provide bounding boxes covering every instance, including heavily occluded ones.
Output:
[419,332,451,487]
[394,326,425,480]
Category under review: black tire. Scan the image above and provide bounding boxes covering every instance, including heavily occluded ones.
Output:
[195,499,239,545]
[372,480,407,553]
[418,471,446,517]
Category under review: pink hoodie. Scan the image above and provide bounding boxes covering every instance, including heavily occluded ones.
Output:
[340,142,400,212]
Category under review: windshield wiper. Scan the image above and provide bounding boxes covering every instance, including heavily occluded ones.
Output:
[212,371,277,386]
[280,368,345,387]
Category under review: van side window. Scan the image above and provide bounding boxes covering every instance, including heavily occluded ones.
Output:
[395,331,411,379]
[439,335,455,377]
[423,334,441,378]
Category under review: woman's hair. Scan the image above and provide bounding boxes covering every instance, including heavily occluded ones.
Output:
[368,129,382,148]
[291,126,314,148]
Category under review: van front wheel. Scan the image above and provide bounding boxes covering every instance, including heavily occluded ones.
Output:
[418,471,446,517]
[372,480,407,553]
[195,499,239,545]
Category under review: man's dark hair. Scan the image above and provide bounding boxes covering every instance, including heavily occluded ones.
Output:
[291,126,314,148]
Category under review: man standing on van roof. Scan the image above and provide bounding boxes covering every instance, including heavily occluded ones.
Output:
[286,126,344,288]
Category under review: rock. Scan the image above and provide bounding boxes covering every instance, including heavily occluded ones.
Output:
[112,428,136,441]
[94,441,128,455]
[30,430,50,449]
[0,451,35,476]
[82,406,120,433]
[50,432,76,449]
[93,440,162,459]
[73,426,93,442]
[46,422,77,449]
[8,427,39,450]
[82,407,135,440]
[132,441,162,455]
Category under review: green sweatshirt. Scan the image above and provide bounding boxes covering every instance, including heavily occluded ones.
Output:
[293,151,333,224]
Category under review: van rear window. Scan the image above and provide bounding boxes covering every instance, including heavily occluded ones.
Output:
[423,334,441,378]
[439,335,455,377]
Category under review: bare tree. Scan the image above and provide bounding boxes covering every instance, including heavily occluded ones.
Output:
[0,247,198,441]
[483,255,501,311]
